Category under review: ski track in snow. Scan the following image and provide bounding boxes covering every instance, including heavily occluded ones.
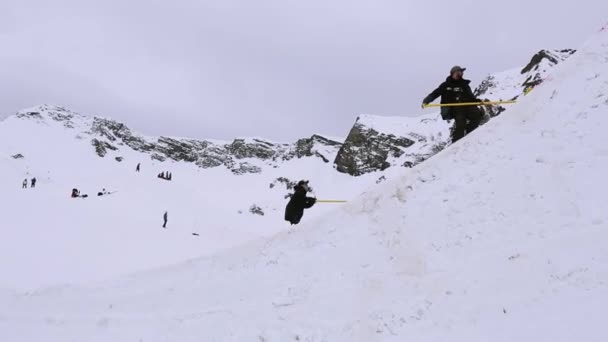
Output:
[1,29,608,342]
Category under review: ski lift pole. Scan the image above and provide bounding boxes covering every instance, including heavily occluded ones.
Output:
[316,200,348,203]
[423,100,516,108]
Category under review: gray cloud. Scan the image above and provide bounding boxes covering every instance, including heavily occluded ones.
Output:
[1,0,607,140]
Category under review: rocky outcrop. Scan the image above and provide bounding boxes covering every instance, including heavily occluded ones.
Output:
[249,205,265,216]
[91,118,155,153]
[16,105,78,128]
[334,120,415,176]
[334,114,448,176]
[521,49,575,74]
[92,139,118,157]
[289,135,342,163]
[520,49,575,91]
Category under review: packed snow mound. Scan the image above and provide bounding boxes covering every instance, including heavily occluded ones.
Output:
[334,48,575,176]
[2,29,607,341]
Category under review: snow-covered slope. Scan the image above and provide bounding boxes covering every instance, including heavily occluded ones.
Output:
[2,28,607,341]
[0,109,376,290]
[334,49,576,176]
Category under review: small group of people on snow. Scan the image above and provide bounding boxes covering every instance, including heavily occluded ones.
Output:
[97,188,112,196]
[22,177,36,189]
[71,188,88,198]
[158,171,172,181]
[422,65,485,142]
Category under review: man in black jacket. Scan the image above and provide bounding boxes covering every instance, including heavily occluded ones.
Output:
[285,180,316,225]
[422,66,483,142]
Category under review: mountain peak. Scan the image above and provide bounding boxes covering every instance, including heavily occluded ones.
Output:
[14,104,86,130]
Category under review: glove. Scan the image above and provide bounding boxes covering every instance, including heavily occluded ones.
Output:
[421,102,428,109]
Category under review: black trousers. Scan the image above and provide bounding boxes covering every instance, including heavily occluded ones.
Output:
[452,108,482,142]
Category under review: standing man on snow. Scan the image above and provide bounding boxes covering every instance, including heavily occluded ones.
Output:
[422,66,484,142]
[31,177,37,188]
[284,180,316,225]
[22,179,28,189]
[162,211,168,228]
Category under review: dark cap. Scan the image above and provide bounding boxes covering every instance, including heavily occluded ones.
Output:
[296,180,310,192]
[450,65,466,74]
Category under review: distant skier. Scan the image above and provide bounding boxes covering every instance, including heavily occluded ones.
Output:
[71,188,80,198]
[284,180,316,225]
[31,177,36,188]
[422,65,484,142]
[22,179,28,189]
[163,211,168,228]
[136,163,141,172]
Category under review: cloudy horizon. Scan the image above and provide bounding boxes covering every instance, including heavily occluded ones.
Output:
[1,0,607,141]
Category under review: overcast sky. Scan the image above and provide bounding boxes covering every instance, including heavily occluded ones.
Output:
[1,1,607,141]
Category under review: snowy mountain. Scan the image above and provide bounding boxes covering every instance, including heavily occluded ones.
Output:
[1,26,606,341]
[334,49,576,176]
[14,105,343,175]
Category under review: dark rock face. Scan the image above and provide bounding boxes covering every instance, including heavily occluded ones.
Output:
[226,139,276,160]
[91,118,155,152]
[474,75,498,99]
[521,49,575,74]
[334,120,415,176]
[290,135,341,163]
[232,162,262,175]
[92,139,118,157]
[87,116,343,174]
[520,49,576,91]
[11,154,24,159]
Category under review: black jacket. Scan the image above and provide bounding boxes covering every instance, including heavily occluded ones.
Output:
[284,185,316,225]
[423,77,480,119]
